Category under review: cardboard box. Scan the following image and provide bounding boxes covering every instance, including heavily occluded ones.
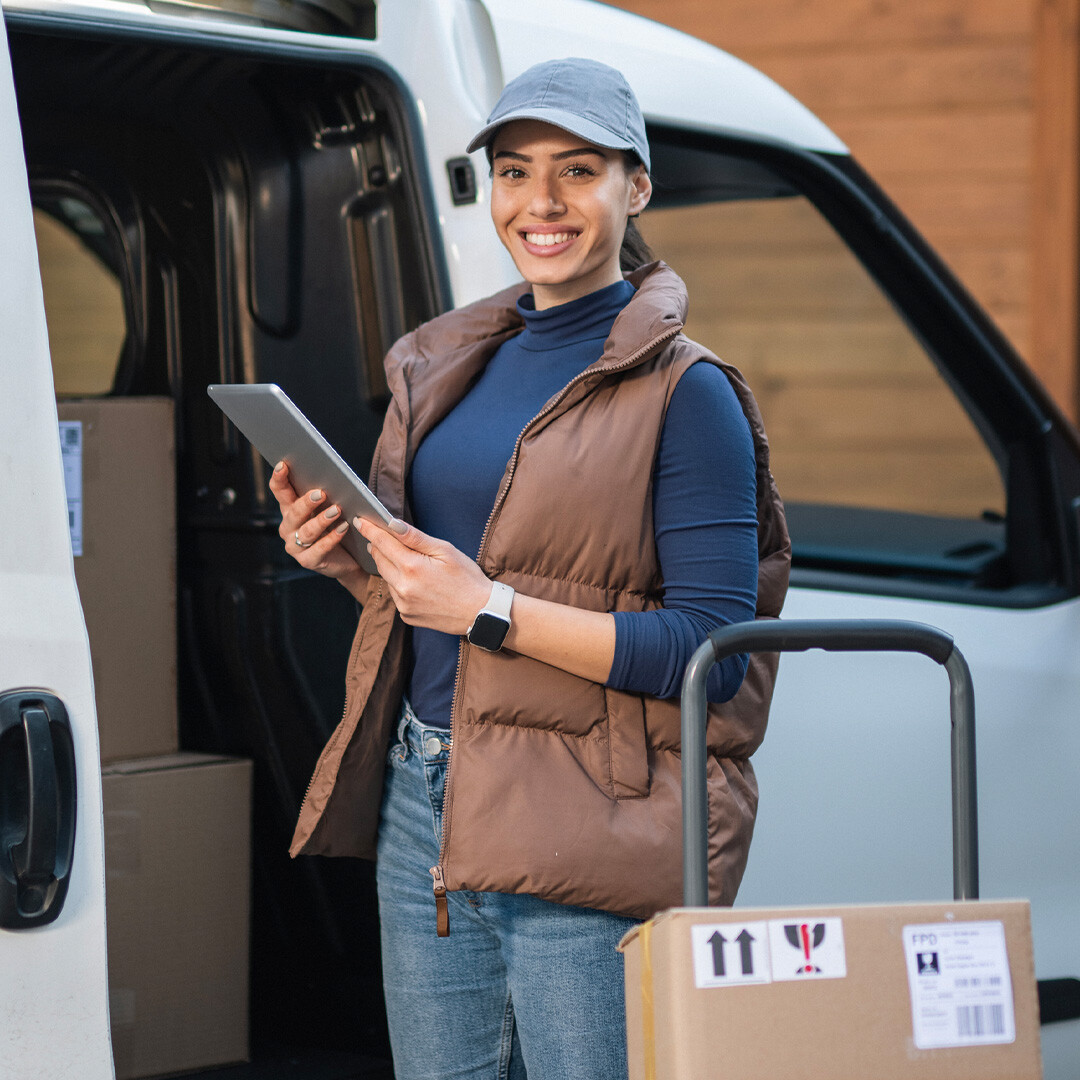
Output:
[619,901,1041,1080]
[103,753,252,1079]
[57,397,177,761]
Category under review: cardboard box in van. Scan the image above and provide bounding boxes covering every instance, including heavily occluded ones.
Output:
[102,753,252,1080]
[57,397,177,761]
[619,900,1041,1080]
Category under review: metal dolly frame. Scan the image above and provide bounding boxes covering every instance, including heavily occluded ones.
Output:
[680,619,978,907]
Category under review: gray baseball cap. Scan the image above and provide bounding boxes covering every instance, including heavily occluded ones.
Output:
[466,57,650,173]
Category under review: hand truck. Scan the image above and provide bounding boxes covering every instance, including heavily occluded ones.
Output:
[679,619,978,906]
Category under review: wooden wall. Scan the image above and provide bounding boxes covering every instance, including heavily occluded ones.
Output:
[606,0,1080,421]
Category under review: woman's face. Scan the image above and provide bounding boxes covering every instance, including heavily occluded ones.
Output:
[489,119,651,309]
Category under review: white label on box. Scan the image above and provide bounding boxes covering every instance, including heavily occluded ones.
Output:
[903,920,1016,1049]
[58,420,83,556]
[692,918,850,989]
[767,917,847,981]
[691,921,772,987]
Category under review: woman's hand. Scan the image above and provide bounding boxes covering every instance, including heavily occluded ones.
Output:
[356,516,617,683]
[269,461,370,601]
[356,518,492,635]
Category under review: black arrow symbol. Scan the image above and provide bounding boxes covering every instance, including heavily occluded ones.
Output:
[735,929,755,975]
[708,931,727,977]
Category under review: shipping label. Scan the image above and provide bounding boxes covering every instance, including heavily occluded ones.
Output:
[59,420,83,556]
[902,920,1016,1048]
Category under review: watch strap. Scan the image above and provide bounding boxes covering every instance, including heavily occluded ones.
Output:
[483,581,515,621]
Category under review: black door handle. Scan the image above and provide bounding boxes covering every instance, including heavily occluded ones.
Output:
[10,706,60,887]
[0,690,77,928]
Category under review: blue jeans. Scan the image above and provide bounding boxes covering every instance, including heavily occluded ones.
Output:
[376,702,639,1080]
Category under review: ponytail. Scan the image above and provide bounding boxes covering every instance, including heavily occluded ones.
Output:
[619,216,654,272]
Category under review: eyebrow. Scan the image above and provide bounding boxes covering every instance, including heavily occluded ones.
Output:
[492,147,608,162]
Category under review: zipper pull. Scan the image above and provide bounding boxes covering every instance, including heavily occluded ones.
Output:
[430,865,450,937]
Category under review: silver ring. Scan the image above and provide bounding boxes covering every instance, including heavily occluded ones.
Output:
[294,531,312,549]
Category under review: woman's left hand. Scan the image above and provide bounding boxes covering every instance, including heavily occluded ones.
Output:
[357,517,493,635]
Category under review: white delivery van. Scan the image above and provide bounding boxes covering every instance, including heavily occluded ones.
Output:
[1,1,1076,1076]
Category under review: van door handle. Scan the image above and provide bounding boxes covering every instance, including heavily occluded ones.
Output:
[9,707,59,887]
[0,690,77,928]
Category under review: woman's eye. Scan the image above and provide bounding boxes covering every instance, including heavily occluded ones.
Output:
[565,164,597,178]
[497,166,525,180]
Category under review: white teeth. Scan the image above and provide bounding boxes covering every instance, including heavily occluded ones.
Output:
[524,231,574,246]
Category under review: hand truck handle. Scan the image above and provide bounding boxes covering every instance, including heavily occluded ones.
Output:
[680,619,977,907]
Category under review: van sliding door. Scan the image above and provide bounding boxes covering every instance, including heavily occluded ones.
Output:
[0,6,113,1077]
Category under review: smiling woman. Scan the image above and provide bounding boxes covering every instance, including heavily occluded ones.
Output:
[269,56,789,1080]
[487,122,652,307]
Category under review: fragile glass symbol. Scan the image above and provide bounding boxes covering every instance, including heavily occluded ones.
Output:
[785,922,826,974]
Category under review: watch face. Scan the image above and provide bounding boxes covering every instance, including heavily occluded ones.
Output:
[468,611,511,652]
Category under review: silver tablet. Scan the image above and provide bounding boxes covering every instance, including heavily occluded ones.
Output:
[207,382,393,575]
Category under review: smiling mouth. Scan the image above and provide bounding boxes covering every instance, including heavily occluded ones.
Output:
[522,230,578,247]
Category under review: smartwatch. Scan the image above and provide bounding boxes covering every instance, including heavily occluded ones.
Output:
[466,581,515,652]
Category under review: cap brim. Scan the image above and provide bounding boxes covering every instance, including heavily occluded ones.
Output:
[466,106,638,159]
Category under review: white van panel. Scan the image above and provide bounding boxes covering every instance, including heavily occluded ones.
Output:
[0,6,113,1076]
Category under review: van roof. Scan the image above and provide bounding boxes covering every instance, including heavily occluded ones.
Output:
[4,0,848,155]
[482,0,847,154]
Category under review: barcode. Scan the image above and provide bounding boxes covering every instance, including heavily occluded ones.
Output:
[956,1004,1005,1037]
[64,427,79,446]
[69,510,75,528]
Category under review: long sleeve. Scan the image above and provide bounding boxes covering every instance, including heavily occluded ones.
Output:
[608,361,758,701]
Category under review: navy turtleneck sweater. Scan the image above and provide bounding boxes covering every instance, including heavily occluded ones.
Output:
[406,279,758,730]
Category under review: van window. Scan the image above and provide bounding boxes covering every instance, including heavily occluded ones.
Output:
[643,132,1018,597]
[641,196,1004,520]
[34,198,127,397]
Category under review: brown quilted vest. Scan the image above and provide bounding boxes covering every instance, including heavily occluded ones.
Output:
[290,261,790,922]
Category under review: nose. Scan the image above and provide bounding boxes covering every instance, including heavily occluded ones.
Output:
[527,174,565,218]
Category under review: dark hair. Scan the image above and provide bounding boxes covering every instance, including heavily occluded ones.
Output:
[620,217,654,272]
[619,152,655,271]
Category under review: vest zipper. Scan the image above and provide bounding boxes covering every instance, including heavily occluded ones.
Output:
[430,636,465,937]
[430,864,449,936]
[474,325,681,562]
[297,580,384,819]
[427,323,681,936]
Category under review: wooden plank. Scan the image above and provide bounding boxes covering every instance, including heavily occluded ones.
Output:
[754,42,1030,115]
[608,0,1027,53]
[687,319,939,377]
[642,200,836,252]
[867,174,1028,246]
[664,248,888,312]
[643,170,1028,251]
[940,247,1028,310]
[668,240,1027,311]
[644,196,1029,350]
[753,381,991,447]
[834,108,1030,176]
[689,301,1030,389]
[770,447,1005,517]
[986,310,1031,361]
[1031,0,1080,420]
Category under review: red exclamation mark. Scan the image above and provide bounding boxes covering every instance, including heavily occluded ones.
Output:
[800,923,814,973]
